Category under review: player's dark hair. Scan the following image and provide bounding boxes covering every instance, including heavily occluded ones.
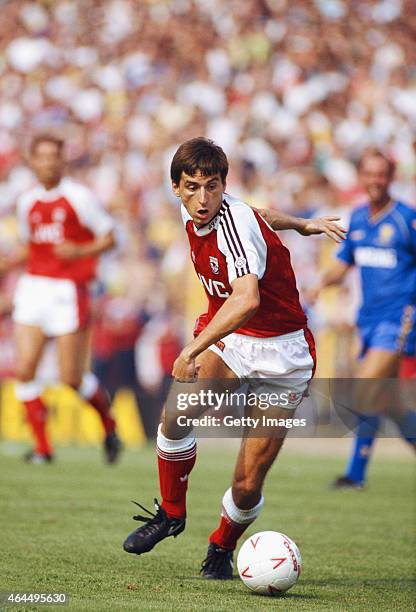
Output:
[170,137,228,185]
[358,148,395,176]
[30,134,64,155]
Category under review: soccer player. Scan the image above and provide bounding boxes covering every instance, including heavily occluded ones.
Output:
[310,149,416,488]
[122,137,345,578]
[0,134,122,463]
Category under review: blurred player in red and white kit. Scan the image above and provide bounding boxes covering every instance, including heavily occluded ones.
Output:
[0,134,122,463]
[123,138,345,578]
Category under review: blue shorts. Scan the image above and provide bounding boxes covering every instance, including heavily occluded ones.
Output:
[359,305,416,358]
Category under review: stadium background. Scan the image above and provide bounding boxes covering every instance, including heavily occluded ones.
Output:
[0,0,415,446]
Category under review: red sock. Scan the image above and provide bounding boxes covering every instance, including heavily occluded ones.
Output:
[24,398,52,455]
[86,385,116,435]
[209,514,250,550]
[157,443,197,519]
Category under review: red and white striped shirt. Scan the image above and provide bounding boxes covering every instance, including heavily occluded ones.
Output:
[182,194,307,338]
[17,177,114,284]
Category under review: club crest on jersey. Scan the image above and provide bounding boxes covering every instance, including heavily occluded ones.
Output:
[52,207,66,222]
[209,256,220,274]
[378,223,394,244]
[30,212,42,223]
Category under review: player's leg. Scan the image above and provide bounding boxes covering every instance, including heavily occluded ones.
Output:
[14,323,51,461]
[201,431,287,579]
[393,356,416,448]
[157,349,239,516]
[334,348,399,489]
[123,349,238,555]
[56,327,122,462]
[201,328,316,577]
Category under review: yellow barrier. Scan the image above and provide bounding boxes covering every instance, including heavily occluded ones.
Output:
[0,380,146,447]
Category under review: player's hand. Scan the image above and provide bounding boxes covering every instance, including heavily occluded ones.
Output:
[54,241,84,260]
[299,217,347,243]
[172,349,200,382]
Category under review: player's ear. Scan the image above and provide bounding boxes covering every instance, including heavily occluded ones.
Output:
[171,181,180,197]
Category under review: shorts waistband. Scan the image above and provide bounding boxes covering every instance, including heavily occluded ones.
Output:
[234,328,306,343]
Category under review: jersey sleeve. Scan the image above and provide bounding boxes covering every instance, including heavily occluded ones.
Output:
[65,181,114,236]
[16,192,34,242]
[217,204,267,284]
[410,210,416,254]
[336,217,355,265]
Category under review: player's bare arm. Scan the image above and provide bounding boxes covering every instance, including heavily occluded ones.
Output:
[307,259,351,304]
[53,230,115,260]
[172,273,260,381]
[255,208,346,243]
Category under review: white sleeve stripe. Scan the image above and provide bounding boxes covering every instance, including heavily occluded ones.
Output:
[221,204,250,276]
[226,205,251,274]
[219,204,240,262]
[219,202,250,276]
[220,212,242,264]
[220,218,244,277]
[223,217,249,277]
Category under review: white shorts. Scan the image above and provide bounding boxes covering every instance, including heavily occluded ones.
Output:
[13,274,90,337]
[209,328,315,409]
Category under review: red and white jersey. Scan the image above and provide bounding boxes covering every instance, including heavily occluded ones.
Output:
[182,194,307,338]
[17,177,114,284]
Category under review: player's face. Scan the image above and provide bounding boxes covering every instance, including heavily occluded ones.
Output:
[360,156,392,205]
[30,141,64,188]
[172,171,225,226]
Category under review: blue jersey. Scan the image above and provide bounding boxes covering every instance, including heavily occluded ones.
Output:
[337,201,416,328]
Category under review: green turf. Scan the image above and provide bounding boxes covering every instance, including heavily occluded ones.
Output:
[0,442,414,611]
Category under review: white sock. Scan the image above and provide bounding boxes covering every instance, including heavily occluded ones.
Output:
[78,372,99,400]
[15,380,44,402]
[222,487,264,524]
[156,424,196,459]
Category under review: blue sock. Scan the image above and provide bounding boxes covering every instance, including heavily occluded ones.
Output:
[396,410,416,445]
[345,415,380,484]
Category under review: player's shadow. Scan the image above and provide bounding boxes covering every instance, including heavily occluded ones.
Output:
[188,577,319,600]
[251,592,318,600]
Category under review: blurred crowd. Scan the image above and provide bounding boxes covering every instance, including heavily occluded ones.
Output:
[0,0,415,415]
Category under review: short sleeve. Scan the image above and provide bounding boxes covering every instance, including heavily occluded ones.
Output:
[63,181,114,236]
[336,218,355,265]
[217,204,267,284]
[16,191,34,242]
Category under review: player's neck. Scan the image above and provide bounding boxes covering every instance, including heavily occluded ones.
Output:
[40,177,62,191]
[369,195,391,217]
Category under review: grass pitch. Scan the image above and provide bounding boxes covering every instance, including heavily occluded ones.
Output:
[0,441,414,611]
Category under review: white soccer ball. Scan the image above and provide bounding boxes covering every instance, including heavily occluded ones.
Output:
[237,531,302,596]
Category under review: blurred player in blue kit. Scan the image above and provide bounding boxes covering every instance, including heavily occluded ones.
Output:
[311,149,416,488]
